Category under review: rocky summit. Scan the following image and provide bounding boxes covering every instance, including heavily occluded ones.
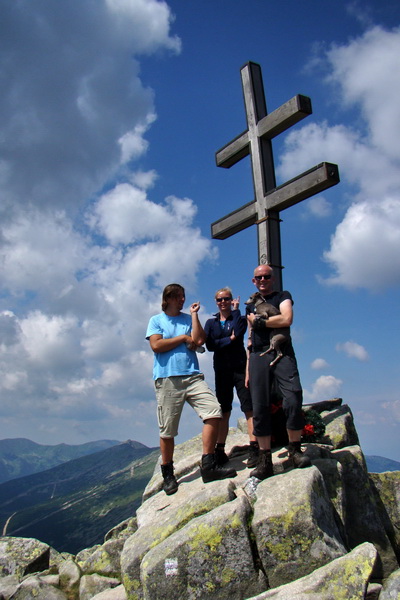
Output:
[1,398,399,600]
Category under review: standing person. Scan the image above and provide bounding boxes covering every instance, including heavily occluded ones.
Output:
[146,283,237,495]
[204,288,259,468]
[246,265,311,480]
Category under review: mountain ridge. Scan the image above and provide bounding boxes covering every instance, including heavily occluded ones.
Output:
[0,440,159,553]
[0,437,123,484]
[365,454,400,473]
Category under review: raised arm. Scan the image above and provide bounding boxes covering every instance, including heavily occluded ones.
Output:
[190,302,206,346]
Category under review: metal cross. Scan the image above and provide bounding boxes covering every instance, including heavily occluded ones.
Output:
[211,61,339,291]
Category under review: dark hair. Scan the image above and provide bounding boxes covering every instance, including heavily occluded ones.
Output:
[162,283,185,312]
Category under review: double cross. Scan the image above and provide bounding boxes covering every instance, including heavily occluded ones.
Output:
[211,61,339,291]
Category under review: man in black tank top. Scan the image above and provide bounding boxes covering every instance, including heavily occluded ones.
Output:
[245,265,311,479]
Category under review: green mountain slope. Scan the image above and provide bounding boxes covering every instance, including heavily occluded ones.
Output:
[0,438,122,484]
[0,441,159,554]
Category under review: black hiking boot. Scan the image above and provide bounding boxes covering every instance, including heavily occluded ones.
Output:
[288,442,311,468]
[161,461,179,495]
[246,441,260,468]
[215,443,229,466]
[200,453,237,483]
[250,449,274,480]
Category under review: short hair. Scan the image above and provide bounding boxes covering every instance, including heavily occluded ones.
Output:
[162,283,185,312]
[215,287,232,299]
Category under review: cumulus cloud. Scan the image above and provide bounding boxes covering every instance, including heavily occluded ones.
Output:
[304,375,343,402]
[381,400,400,424]
[0,1,220,444]
[336,341,369,361]
[0,0,179,212]
[322,198,400,290]
[277,26,400,292]
[304,196,333,219]
[311,358,329,370]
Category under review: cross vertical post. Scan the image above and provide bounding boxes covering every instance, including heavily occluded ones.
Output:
[212,61,339,291]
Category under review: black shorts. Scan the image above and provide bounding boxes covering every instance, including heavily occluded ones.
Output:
[215,367,253,414]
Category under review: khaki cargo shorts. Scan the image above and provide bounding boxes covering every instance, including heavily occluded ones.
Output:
[155,373,222,438]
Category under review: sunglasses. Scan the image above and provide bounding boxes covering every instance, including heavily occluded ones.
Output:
[216,297,232,302]
[254,274,272,281]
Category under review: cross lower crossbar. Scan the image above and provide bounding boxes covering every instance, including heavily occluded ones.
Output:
[211,162,339,240]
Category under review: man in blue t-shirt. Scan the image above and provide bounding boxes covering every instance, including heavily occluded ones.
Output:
[146,283,236,495]
[245,265,311,480]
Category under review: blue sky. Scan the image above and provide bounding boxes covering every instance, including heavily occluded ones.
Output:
[1,0,400,461]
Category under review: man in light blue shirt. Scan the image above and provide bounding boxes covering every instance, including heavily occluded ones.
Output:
[146,283,237,495]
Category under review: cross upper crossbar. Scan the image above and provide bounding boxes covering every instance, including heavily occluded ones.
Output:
[211,61,340,291]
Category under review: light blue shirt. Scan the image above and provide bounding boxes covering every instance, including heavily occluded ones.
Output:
[146,312,200,380]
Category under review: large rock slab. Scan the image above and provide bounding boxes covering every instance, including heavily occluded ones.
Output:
[77,537,125,578]
[121,478,237,599]
[379,567,400,600]
[321,404,359,448]
[91,583,127,599]
[8,575,68,599]
[142,429,251,502]
[139,496,267,600]
[246,542,377,599]
[0,574,20,599]
[333,446,399,578]
[0,537,50,577]
[369,470,400,559]
[58,558,81,600]
[251,466,347,588]
[79,573,121,600]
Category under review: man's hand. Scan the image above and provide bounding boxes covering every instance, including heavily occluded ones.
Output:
[186,338,196,351]
[251,314,268,330]
[190,302,201,313]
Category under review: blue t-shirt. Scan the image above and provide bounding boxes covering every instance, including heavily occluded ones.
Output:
[146,312,200,379]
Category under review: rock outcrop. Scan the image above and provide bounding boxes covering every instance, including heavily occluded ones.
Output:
[1,399,399,600]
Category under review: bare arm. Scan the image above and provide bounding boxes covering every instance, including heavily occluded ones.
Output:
[245,346,250,388]
[247,299,293,329]
[149,333,193,353]
[190,302,206,345]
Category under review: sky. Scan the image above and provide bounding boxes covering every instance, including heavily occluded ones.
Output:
[1,0,400,461]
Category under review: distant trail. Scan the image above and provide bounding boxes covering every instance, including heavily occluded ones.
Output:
[2,512,17,535]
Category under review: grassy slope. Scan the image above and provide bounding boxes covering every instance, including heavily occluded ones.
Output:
[0,441,159,554]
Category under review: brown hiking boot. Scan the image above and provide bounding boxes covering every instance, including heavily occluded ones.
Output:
[246,442,260,468]
[250,449,274,480]
[201,453,237,483]
[288,442,311,468]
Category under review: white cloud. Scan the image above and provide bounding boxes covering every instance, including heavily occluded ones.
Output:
[304,375,343,402]
[336,341,369,361]
[322,198,400,290]
[131,169,158,190]
[0,0,179,212]
[277,26,400,291]
[304,196,332,218]
[104,0,181,54]
[0,1,217,445]
[326,26,400,161]
[311,358,329,370]
[118,114,156,164]
[381,400,400,424]
[0,183,217,438]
